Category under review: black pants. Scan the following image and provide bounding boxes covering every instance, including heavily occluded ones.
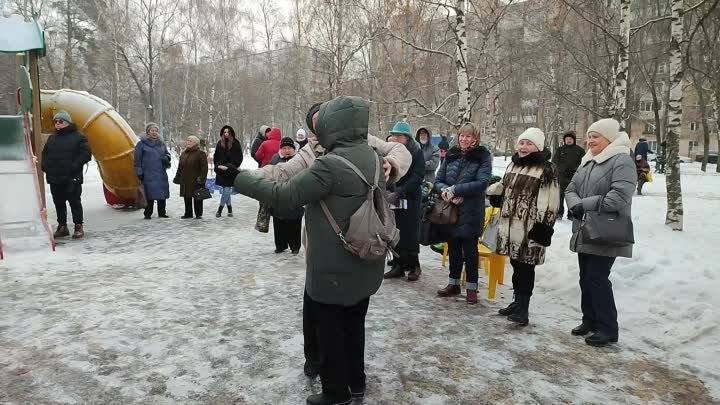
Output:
[558,183,568,217]
[144,199,166,217]
[578,253,618,336]
[273,216,302,251]
[448,237,479,288]
[183,197,203,217]
[50,183,83,225]
[510,259,536,296]
[308,294,369,400]
[303,289,319,363]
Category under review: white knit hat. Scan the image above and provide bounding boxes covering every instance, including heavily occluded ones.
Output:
[587,118,620,142]
[296,128,307,142]
[517,127,545,151]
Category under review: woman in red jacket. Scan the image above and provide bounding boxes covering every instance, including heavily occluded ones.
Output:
[254,127,282,167]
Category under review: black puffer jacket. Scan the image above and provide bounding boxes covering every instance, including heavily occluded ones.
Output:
[41,124,92,184]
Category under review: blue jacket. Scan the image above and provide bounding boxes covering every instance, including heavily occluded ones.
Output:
[634,139,653,161]
[434,145,492,238]
[134,136,171,200]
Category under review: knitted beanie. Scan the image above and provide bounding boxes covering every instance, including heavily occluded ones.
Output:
[586,118,621,142]
[280,137,296,150]
[53,110,72,124]
[517,127,546,151]
[145,122,159,133]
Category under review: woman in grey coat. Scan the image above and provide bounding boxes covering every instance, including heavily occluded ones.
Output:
[565,119,637,347]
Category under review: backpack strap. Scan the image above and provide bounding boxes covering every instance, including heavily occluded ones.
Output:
[319,153,380,243]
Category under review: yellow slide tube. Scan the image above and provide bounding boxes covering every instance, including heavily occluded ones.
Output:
[40,89,140,203]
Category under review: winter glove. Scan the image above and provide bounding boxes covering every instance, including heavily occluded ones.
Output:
[224,164,240,178]
[528,223,554,247]
[570,204,584,219]
[385,191,401,206]
[489,195,503,208]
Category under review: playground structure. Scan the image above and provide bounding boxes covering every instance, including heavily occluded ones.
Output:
[0,14,141,259]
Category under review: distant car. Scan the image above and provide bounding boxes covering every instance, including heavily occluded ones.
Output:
[694,152,718,164]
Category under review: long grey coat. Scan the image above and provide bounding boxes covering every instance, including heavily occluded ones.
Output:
[565,135,637,258]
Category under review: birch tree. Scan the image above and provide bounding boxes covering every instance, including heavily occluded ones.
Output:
[610,0,632,129]
[665,0,684,231]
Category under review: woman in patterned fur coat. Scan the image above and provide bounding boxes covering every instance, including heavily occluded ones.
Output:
[487,127,560,326]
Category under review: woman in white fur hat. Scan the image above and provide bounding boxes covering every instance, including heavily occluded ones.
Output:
[565,119,636,347]
[486,127,560,326]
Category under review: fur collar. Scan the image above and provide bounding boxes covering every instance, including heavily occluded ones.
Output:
[447,145,490,162]
[580,132,631,166]
[511,149,551,166]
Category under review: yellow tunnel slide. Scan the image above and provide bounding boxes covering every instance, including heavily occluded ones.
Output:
[40,89,140,206]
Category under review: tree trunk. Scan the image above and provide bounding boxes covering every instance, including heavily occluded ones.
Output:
[690,70,711,171]
[455,0,471,124]
[665,0,684,231]
[712,88,720,173]
[62,0,74,88]
[612,0,632,130]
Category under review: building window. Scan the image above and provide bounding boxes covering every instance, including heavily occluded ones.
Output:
[689,121,699,131]
[640,101,653,112]
[648,140,658,151]
[657,63,669,74]
[644,121,656,133]
[688,140,699,153]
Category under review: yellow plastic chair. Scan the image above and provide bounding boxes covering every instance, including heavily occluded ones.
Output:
[441,207,506,300]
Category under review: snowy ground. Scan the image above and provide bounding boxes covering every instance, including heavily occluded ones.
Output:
[0,156,718,405]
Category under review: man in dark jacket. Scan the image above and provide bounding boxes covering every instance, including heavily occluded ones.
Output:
[250,125,271,165]
[384,121,425,281]
[634,137,654,161]
[552,131,584,219]
[416,127,440,183]
[41,110,92,239]
[234,96,385,405]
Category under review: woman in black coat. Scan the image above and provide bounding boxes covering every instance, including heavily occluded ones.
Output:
[384,121,426,282]
[213,125,243,217]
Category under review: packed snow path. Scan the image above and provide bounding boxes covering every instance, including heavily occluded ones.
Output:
[1,160,718,405]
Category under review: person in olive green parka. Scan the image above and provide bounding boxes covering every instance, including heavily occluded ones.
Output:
[234,96,384,405]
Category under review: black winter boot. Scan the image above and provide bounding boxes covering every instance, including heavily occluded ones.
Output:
[507,295,530,326]
[498,300,518,316]
[571,321,596,336]
[383,258,405,279]
[216,206,223,217]
[306,393,351,405]
[585,331,618,347]
[227,205,233,217]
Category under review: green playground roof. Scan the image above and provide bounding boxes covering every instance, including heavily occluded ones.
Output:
[0,14,45,56]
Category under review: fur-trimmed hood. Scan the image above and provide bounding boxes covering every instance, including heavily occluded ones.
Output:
[446,145,491,162]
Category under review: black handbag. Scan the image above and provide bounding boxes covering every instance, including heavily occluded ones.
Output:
[193,187,212,201]
[581,206,635,247]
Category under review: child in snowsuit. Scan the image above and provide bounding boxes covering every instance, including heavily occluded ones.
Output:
[269,137,304,254]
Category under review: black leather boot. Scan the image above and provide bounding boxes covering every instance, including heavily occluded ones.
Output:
[498,301,518,316]
[216,206,223,217]
[507,295,530,326]
[227,205,233,217]
[571,321,597,336]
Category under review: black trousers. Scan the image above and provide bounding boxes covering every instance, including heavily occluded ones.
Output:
[558,183,568,217]
[510,259,536,296]
[50,183,83,225]
[144,199,166,217]
[183,197,203,217]
[307,293,369,400]
[273,216,302,251]
[578,253,618,336]
[303,289,319,363]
